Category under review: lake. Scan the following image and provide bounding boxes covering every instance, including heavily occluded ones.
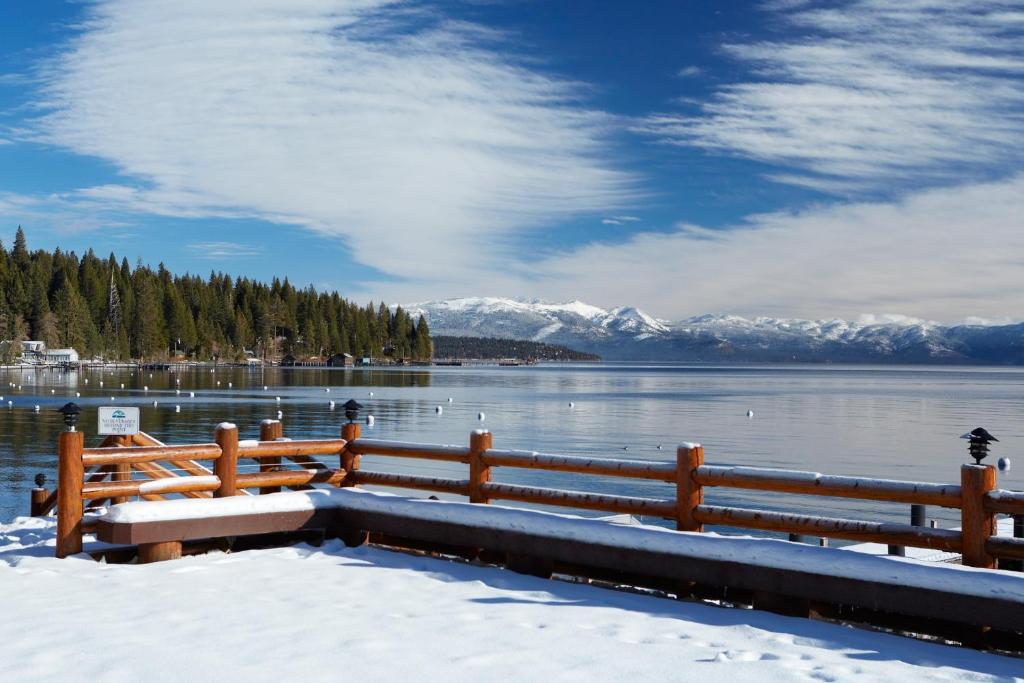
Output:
[2,363,1021,534]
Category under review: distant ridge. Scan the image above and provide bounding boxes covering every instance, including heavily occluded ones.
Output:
[405,297,1024,364]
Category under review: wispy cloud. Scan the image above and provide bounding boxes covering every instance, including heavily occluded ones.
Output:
[30,0,636,283]
[642,0,1024,193]
[676,66,701,78]
[187,241,263,259]
[601,215,641,225]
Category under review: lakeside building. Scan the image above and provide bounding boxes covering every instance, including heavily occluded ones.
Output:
[15,341,80,365]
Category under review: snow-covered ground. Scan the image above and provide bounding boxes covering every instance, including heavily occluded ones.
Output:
[1,515,1021,681]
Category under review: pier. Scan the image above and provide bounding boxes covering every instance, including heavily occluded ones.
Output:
[31,419,1024,650]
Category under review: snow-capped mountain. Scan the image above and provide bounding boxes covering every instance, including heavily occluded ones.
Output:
[404,297,1024,363]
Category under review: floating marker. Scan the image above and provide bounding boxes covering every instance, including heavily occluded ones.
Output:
[175,389,181,395]
[34,405,40,412]
[175,405,181,413]
[228,382,232,388]
[656,445,663,450]
[447,397,453,402]
[366,415,375,426]
[477,412,485,421]
[99,381,104,387]
[998,457,1012,472]
[746,410,754,418]
[144,386,149,391]
[568,402,574,408]
[153,401,158,407]
[435,406,443,415]
[263,385,268,391]
[7,401,11,408]
[176,379,181,385]
[50,389,55,394]
[368,391,374,397]
[275,396,281,402]
[75,392,80,398]
[110,397,115,401]
[189,392,195,398]
[120,383,124,389]
[329,401,335,409]
[149,374,153,379]
[276,410,283,419]
[216,381,221,386]
[325,388,331,393]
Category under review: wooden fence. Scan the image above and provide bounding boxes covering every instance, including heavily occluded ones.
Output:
[37,422,1024,568]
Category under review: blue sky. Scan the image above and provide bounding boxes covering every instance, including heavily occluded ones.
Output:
[1,1,1023,322]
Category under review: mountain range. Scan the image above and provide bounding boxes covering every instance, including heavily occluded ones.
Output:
[403,297,1024,364]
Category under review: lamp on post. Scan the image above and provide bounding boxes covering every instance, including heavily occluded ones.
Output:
[343,399,363,423]
[56,402,82,432]
[961,427,998,465]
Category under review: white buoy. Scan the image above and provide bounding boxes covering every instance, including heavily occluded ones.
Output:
[120,383,124,389]
[176,378,181,385]
[99,381,103,387]
[325,388,330,393]
[144,386,149,391]
[998,457,1012,472]
[366,415,375,426]
[368,391,374,397]
[656,445,663,450]
[7,401,12,408]
[110,396,115,401]
[275,396,281,402]
[175,389,181,395]
[228,382,232,388]
[50,389,55,394]
[568,402,574,408]
[175,405,181,413]
[84,379,89,384]
[211,368,215,373]
[75,392,80,397]
[189,392,195,398]
[149,374,153,379]
[216,381,220,386]
[263,385,268,391]
[153,401,158,407]
[34,405,40,412]
[435,406,443,415]
[746,410,754,418]
[329,401,335,409]
[276,410,283,419]
[477,412,485,421]
[447,397,453,402]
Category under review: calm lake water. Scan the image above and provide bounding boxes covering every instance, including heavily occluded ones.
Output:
[1,363,1021,533]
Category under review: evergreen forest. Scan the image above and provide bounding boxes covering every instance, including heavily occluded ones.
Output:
[432,336,599,361]
[0,227,432,362]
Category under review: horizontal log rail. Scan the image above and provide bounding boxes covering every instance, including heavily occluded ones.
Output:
[238,439,346,459]
[131,461,211,500]
[693,505,964,552]
[82,444,222,466]
[481,448,677,481]
[985,490,1024,515]
[480,482,677,519]
[236,469,346,489]
[987,537,1024,562]
[348,438,471,463]
[82,476,221,499]
[348,471,470,495]
[695,465,963,508]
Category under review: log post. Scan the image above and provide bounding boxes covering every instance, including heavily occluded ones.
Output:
[259,419,283,495]
[676,443,704,532]
[56,430,85,558]
[469,430,493,504]
[960,464,996,568]
[138,540,182,564]
[30,486,50,517]
[213,423,239,498]
[341,422,362,487]
[112,434,133,505]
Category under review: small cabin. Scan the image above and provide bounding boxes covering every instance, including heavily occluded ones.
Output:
[46,348,80,364]
[327,353,354,367]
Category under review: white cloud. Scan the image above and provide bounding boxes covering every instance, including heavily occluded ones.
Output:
[601,215,641,225]
[394,173,1024,322]
[642,0,1024,192]
[187,241,263,259]
[33,0,636,281]
[676,66,701,78]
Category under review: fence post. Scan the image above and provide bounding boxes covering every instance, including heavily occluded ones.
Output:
[112,434,133,505]
[676,443,704,532]
[56,430,85,558]
[259,419,283,494]
[30,481,50,517]
[469,430,493,504]
[960,464,996,569]
[341,422,362,487]
[213,423,239,498]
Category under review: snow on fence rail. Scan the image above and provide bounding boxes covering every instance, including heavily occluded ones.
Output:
[35,421,1024,567]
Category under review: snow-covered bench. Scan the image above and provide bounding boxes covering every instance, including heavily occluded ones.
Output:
[98,489,1024,637]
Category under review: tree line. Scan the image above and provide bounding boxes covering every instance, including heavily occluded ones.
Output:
[432,335,600,361]
[0,227,432,362]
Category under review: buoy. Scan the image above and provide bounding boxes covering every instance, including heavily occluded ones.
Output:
[175,389,181,395]
[368,391,374,397]
[149,374,153,379]
[228,382,232,388]
[435,406,443,415]
[568,402,574,408]
[275,396,281,402]
[120,383,124,389]
[478,412,485,421]
[366,415,375,426]
[144,386,148,391]
[276,410,283,419]
[263,385,268,391]
[176,379,181,384]
[216,381,220,386]
[189,392,195,398]
[175,405,181,413]
[99,381,103,387]
[75,392,80,397]
[50,389,55,394]
[623,446,629,451]
[329,401,335,409]
[447,397,453,402]
[110,396,115,401]
[998,457,1012,472]
[746,410,754,418]
[7,401,11,407]
[34,405,40,412]
[153,401,158,407]
[657,445,663,450]
[325,388,330,393]
[211,368,215,373]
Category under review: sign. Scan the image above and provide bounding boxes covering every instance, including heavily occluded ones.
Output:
[98,406,140,435]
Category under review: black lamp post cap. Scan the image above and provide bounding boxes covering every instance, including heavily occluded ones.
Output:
[34,472,46,487]
[57,402,82,417]
[343,399,363,422]
[960,427,998,443]
[961,427,997,465]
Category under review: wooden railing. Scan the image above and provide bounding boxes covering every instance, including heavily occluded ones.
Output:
[42,423,1024,568]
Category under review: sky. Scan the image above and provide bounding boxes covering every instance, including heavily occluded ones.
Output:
[0,0,1022,323]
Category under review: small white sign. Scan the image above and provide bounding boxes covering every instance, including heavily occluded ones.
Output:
[98,406,140,435]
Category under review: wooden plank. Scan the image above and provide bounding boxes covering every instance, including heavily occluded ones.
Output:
[239,439,346,458]
[479,482,677,519]
[677,444,703,532]
[347,438,471,463]
[131,461,212,499]
[96,508,336,545]
[692,505,963,552]
[348,471,470,495]
[82,444,221,466]
[961,464,996,568]
[695,465,963,508]
[481,448,677,481]
[331,507,1024,632]
[469,431,492,504]
[82,477,220,498]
